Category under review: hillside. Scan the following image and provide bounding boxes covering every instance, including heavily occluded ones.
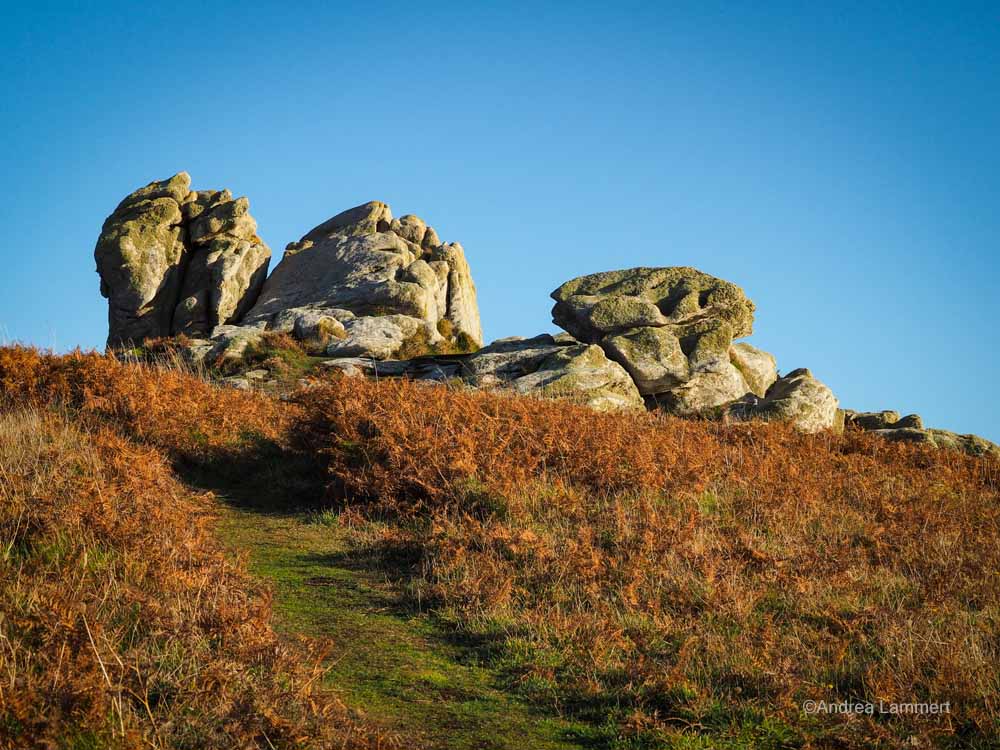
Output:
[1,345,997,749]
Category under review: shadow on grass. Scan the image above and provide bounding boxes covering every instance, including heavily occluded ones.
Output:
[171,434,624,749]
[173,433,331,514]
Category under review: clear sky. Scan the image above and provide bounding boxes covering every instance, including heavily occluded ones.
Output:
[1,1,997,440]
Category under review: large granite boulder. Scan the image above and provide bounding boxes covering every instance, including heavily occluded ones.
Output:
[727,368,839,433]
[551,267,760,414]
[243,201,482,359]
[551,267,755,344]
[95,174,191,345]
[95,173,271,347]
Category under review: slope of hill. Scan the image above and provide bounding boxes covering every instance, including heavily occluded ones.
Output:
[1,346,998,749]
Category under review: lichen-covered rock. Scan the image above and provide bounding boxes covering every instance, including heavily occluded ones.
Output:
[172,237,271,336]
[96,172,271,346]
[843,410,901,431]
[427,242,483,346]
[202,325,266,365]
[299,201,392,242]
[727,368,839,433]
[840,408,996,456]
[550,267,757,413]
[242,200,482,358]
[506,343,643,411]
[188,196,257,244]
[603,327,689,394]
[843,410,926,432]
[650,359,750,417]
[551,267,755,344]
[461,335,643,411]
[729,342,778,397]
[95,174,191,346]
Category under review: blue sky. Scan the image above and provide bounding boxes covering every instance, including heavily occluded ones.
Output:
[1,1,998,440]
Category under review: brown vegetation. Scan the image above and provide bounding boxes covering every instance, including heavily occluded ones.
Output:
[296,375,1000,748]
[2,345,998,748]
[0,349,379,749]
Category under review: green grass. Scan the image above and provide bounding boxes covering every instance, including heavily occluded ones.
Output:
[217,507,598,750]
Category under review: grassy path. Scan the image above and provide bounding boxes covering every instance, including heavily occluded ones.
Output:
[217,506,596,750]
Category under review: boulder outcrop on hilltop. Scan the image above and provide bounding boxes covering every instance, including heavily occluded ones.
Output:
[96,176,483,360]
[93,174,997,455]
[95,173,271,347]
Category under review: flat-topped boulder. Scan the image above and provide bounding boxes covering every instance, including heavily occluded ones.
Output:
[551,267,755,343]
[320,334,643,412]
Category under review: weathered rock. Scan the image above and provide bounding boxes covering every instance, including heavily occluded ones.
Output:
[180,189,232,222]
[178,337,215,365]
[729,343,778,397]
[221,376,252,390]
[300,201,392,242]
[550,267,758,413]
[203,325,266,365]
[840,407,995,457]
[457,335,643,411]
[188,196,257,244]
[96,173,271,346]
[727,368,839,433]
[603,326,689,394]
[270,306,355,333]
[173,237,270,336]
[243,201,482,358]
[506,343,643,411]
[116,172,192,209]
[843,410,926,432]
[427,242,483,345]
[389,215,427,245]
[95,175,191,346]
[650,359,750,417]
[893,414,924,429]
[319,334,644,412]
[325,315,437,361]
[551,267,755,344]
[843,410,901,431]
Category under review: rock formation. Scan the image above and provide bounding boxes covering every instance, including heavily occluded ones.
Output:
[548,267,840,426]
[320,334,643,412]
[96,178,482,361]
[95,173,270,347]
[93,174,997,456]
[843,410,999,457]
